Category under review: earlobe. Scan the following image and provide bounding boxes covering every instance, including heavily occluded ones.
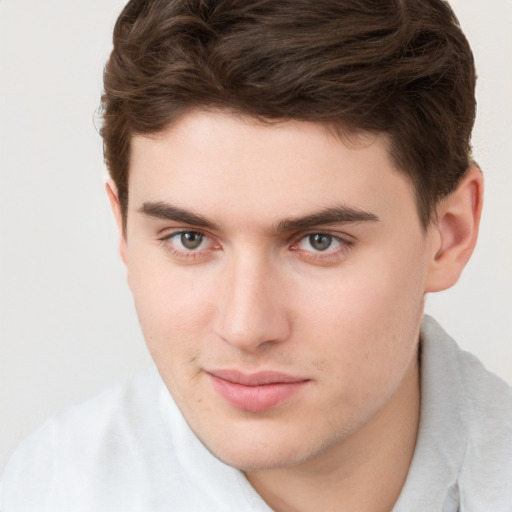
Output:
[425,165,484,292]
[105,179,128,266]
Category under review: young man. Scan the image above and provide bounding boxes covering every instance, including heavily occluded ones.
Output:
[2,0,511,510]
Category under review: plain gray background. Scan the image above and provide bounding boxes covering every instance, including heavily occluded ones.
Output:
[1,0,511,474]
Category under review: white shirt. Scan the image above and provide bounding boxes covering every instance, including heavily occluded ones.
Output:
[2,316,512,511]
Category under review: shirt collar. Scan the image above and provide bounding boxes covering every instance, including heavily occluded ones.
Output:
[392,316,468,512]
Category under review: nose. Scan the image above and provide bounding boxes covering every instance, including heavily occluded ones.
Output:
[213,251,292,353]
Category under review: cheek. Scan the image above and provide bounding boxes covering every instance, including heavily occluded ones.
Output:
[294,245,426,392]
[128,254,217,356]
[129,261,219,408]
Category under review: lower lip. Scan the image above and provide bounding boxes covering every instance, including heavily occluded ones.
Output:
[208,374,308,413]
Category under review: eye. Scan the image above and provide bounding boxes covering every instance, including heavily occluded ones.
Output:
[157,229,220,262]
[297,233,342,252]
[290,231,353,264]
[176,231,205,250]
[165,231,208,251]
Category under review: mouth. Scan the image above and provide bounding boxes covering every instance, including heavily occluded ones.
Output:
[206,369,310,413]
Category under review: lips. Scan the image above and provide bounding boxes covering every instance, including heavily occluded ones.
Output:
[206,369,310,413]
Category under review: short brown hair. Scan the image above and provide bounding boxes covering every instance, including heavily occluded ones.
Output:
[101,0,476,228]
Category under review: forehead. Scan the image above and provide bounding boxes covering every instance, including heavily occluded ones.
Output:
[128,111,418,228]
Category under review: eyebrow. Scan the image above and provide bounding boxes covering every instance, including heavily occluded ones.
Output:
[275,206,380,233]
[138,201,380,233]
[139,202,221,230]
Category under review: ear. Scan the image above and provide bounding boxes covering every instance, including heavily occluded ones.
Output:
[106,178,128,266]
[425,165,484,292]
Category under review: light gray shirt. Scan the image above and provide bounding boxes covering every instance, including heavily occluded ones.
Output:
[2,316,511,511]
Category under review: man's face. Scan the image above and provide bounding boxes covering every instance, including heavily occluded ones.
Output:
[121,110,433,471]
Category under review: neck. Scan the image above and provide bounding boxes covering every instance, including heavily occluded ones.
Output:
[245,355,420,512]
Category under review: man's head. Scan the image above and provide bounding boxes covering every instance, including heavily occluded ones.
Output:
[101,0,482,475]
[101,0,476,230]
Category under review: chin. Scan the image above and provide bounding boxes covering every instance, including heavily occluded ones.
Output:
[209,445,301,472]
[195,424,324,472]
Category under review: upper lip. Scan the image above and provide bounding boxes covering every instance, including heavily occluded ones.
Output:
[206,369,310,386]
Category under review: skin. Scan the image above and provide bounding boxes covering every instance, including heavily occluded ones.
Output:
[108,110,483,511]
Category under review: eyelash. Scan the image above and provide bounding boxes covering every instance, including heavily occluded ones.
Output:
[290,233,354,263]
[158,230,217,261]
[158,230,354,263]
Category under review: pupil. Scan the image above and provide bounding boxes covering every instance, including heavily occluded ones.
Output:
[181,232,203,249]
[310,234,332,251]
